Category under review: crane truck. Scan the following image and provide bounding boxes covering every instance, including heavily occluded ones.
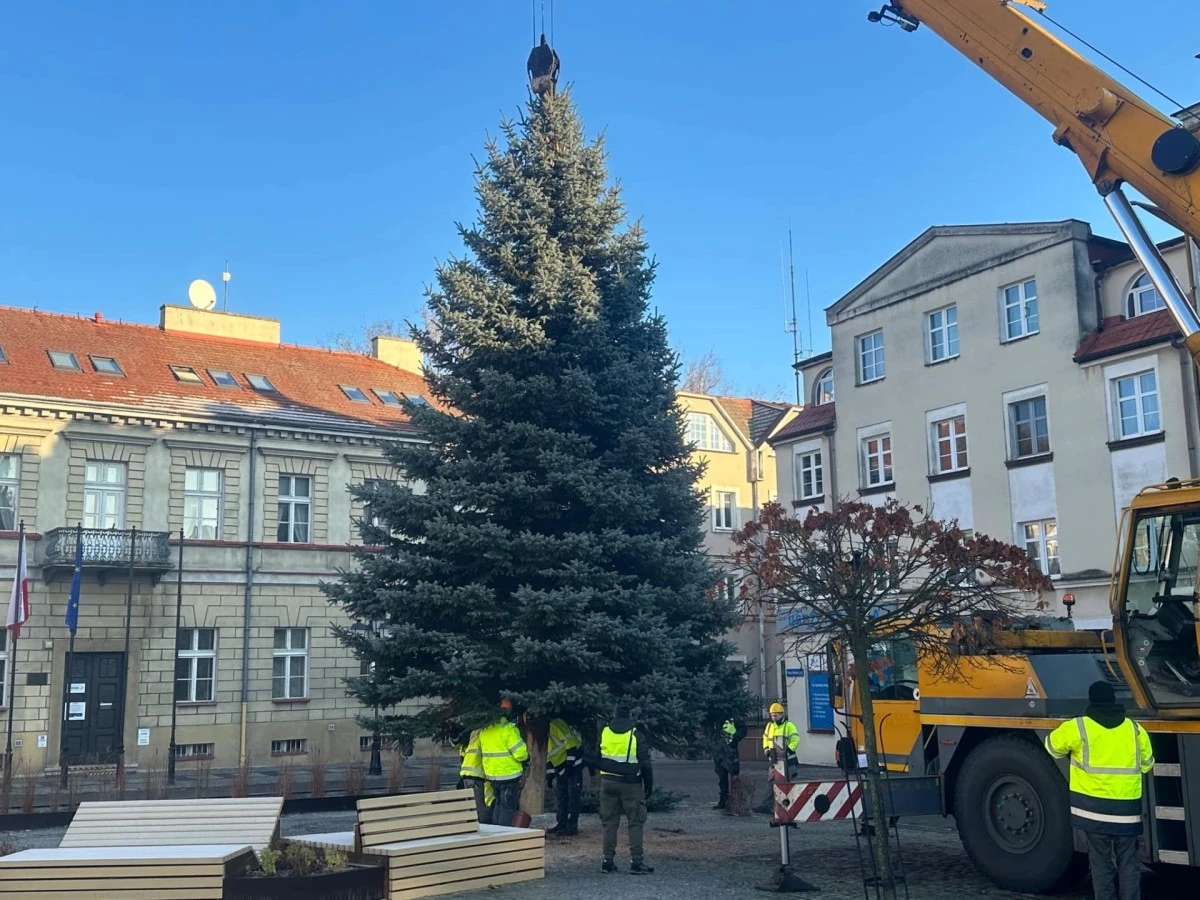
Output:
[799,0,1200,894]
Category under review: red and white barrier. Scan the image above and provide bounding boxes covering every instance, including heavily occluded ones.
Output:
[772,779,863,824]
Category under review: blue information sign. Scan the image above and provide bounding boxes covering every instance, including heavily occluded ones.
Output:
[806,672,835,733]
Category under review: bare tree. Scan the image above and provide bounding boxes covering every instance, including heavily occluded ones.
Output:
[679,348,732,395]
[325,319,407,355]
[733,499,1050,896]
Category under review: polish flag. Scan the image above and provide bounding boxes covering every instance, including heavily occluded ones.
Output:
[6,532,29,639]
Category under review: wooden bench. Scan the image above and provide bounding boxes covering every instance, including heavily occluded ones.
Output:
[59,796,284,852]
[0,844,255,899]
[293,788,545,898]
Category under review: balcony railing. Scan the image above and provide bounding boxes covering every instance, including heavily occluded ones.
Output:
[42,528,173,581]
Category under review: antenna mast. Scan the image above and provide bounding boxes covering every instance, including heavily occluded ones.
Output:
[783,225,805,406]
[221,261,231,311]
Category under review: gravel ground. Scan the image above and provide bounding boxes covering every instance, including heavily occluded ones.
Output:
[0,761,1196,898]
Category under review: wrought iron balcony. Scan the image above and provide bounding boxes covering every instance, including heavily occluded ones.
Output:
[42,527,174,583]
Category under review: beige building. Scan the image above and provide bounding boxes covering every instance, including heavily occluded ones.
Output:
[0,302,430,771]
[676,392,798,713]
[770,220,1200,762]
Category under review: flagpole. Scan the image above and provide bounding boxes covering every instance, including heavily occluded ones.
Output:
[60,523,82,789]
[4,523,24,785]
[167,529,183,786]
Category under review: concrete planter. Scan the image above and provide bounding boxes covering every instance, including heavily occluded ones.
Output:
[224,863,385,900]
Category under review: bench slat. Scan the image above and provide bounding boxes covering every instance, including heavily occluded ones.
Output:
[61,798,282,850]
[389,865,544,899]
[357,799,475,824]
[0,864,227,880]
[361,821,477,849]
[357,789,472,811]
[391,846,543,880]
[360,810,477,836]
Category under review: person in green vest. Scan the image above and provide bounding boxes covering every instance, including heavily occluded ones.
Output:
[478,698,529,826]
[457,727,493,825]
[713,717,747,810]
[546,718,583,836]
[598,704,654,875]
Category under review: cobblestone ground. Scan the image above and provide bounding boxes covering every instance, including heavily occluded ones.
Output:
[0,761,1195,898]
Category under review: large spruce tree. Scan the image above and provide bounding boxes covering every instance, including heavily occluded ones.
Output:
[325,90,750,810]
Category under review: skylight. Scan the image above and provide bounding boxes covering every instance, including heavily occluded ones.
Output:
[341,385,370,403]
[0,346,7,364]
[170,365,204,384]
[90,356,123,376]
[246,374,277,393]
[48,351,81,372]
[208,369,239,388]
[404,393,431,407]
[374,389,402,406]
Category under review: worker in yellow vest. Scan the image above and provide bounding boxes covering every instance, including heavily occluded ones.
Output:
[546,718,583,836]
[763,702,799,775]
[458,727,493,825]
[1045,681,1154,900]
[478,698,529,827]
[598,704,654,875]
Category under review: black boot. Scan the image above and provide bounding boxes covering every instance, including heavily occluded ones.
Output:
[713,799,727,810]
[602,859,617,873]
[631,861,655,875]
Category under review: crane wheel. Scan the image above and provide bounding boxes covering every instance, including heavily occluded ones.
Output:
[953,734,1075,894]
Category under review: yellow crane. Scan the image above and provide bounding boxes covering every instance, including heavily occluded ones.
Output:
[808,1,1200,893]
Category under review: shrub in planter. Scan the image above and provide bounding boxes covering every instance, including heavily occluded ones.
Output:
[223,842,385,900]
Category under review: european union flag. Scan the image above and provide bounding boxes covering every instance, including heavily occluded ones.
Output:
[65,532,83,634]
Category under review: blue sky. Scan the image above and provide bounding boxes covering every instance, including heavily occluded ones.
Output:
[0,1,1195,399]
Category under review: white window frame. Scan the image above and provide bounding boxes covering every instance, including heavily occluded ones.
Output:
[812,368,834,405]
[926,305,959,363]
[1002,385,1051,460]
[83,461,127,529]
[183,467,223,540]
[1104,358,1162,441]
[277,474,312,543]
[272,628,309,699]
[1021,519,1061,578]
[0,454,18,532]
[795,448,824,500]
[176,627,217,703]
[715,573,740,605]
[0,631,8,708]
[712,489,738,532]
[687,412,735,453]
[930,414,969,474]
[857,421,894,489]
[1000,278,1039,341]
[857,331,885,384]
[1126,272,1165,318]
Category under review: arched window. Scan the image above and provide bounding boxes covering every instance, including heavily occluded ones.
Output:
[1127,272,1165,318]
[812,368,834,406]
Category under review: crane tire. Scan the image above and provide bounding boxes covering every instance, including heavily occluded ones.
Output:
[953,734,1074,894]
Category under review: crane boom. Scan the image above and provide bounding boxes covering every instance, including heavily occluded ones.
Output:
[873,0,1200,355]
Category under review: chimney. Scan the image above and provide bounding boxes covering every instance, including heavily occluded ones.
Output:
[370,335,422,373]
[159,305,281,344]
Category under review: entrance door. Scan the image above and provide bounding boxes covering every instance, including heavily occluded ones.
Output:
[62,652,126,765]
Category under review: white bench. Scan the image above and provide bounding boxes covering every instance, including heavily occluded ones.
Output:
[59,796,284,852]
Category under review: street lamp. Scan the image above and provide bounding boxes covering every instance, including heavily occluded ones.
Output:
[352,622,383,777]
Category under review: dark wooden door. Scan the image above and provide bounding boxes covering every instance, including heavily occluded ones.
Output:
[62,652,125,765]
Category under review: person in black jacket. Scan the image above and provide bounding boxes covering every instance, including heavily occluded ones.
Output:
[597,705,654,874]
[713,717,747,810]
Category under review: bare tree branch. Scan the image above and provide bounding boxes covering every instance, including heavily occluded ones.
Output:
[679,348,732,395]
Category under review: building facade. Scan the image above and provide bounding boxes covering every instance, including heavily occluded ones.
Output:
[0,303,431,771]
[770,220,1200,763]
[676,392,798,713]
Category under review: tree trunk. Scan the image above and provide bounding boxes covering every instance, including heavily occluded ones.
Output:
[851,635,899,900]
[727,774,755,817]
[519,718,548,815]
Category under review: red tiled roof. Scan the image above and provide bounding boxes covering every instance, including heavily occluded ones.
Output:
[0,305,429,433]
[769,403,835,443]
[714,396,754,442]
[1074,310,1179,364]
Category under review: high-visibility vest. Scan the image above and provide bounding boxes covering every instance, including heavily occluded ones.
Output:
[723,720,737,741]
[547,719,582,769]
[478,718,529,781]
[763,719,799,753]
[459,730,484,780]
[1045,716,1154,835]
[600,726,640,778]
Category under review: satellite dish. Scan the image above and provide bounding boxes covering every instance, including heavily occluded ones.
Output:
[188,279,217,311]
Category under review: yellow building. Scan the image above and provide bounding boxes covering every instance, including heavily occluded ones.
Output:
[676,392,799,712]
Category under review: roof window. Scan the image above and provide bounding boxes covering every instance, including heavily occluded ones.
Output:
[341,385,370,403]
[374,389,402,406]
[0,346,7,364]
[208,369,239,389]
[170,365,204,384]
[48,351,82,372]
[404,393,431,407]
[246,374,277,393]
[90,356,123,376]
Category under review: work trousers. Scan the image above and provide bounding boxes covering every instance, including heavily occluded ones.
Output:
[1086,832,1141,900]
[465,777,493,825]
[488,777,521,827]
[600,778,647,863]
[714,754,740,805]
[554,763,583,829]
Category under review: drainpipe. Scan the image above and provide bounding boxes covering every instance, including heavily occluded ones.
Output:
[240,428,258,765]
[750,460,767,713]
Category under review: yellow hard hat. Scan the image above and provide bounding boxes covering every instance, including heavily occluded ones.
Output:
[769,702,785,715]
